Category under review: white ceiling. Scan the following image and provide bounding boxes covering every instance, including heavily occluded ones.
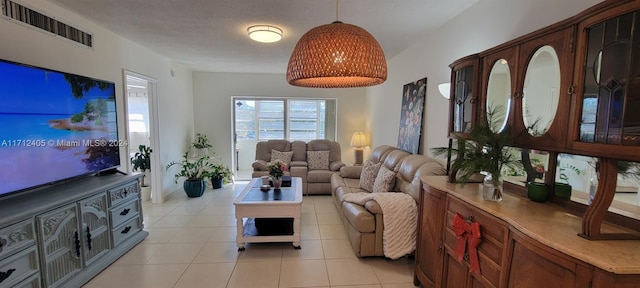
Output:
[48,0,478,74]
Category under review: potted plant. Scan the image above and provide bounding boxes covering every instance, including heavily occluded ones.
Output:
[210,162,232,189]
[131,144,152,201]
[192,133,213,157]
[267,160,287,189]
[432,106,521,202]
[166,151,214,197]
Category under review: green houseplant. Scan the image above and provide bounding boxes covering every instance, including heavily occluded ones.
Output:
[131,144,152,201]
[433,106,521,201]
[166,151,214,197]
[210,162,232,189]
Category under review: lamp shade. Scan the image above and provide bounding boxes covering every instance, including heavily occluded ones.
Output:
[350,132,369,147]
[287,21,387,88]
[438,83,451,99]
[247,25,283,43]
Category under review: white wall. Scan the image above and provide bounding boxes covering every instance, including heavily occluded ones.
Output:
[367,0,604,156]
[0,1,195,202]
[192,72,368,169]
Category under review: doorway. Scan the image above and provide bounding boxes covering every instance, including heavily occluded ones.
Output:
[124,71,161,202]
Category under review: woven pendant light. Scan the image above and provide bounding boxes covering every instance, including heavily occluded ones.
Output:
[286,2,387,88]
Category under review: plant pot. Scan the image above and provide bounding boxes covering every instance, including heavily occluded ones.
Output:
[554,183,572,200]
[527,182,549,203]
[183,179,206,197]
[140,186,151,201]
[211,176,223,189]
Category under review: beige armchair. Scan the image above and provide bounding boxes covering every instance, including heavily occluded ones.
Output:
[306,139,345,195]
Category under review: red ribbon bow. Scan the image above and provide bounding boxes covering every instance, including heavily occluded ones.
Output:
[451,213,482,274]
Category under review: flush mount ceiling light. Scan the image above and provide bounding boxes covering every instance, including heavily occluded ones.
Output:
[286,0,387,88]
[247,25,283,43]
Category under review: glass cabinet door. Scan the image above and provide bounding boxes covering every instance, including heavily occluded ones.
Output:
[580,11,640,146]
[449,55,480,136]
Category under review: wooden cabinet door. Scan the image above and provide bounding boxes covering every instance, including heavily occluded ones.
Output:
[512,26,575,151]
[36,204,82,288]
[507,230,584,288]
[79,193,111,266]
[449,54,481,136]
[480,46,519,133]
[414,185,446,287]
[569,3,640,161]
[443,250,469,288]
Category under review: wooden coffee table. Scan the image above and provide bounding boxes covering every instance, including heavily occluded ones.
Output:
[233,177,302,250]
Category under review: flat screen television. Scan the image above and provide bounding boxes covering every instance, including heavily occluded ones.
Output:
[0,59,120,198]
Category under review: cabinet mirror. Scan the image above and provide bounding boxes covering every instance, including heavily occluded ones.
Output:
[522,45,561,137]
[486,59,512,132]
[556,153,640,220]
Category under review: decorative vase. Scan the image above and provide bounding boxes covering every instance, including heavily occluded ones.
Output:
[482,173,503,202]
[554,182,572,200]
[183,179,206,197]
[211,176,223,189]
[272,177,282,190]
[140,186,151,201]
[527,182,549,203]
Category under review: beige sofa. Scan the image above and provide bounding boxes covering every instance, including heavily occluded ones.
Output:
[330,145,446,257]
[252,139,345,195]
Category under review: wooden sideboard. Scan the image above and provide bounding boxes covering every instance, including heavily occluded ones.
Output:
[415,176,640,288]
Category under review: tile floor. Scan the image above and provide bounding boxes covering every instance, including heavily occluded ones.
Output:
[83,182,417,288]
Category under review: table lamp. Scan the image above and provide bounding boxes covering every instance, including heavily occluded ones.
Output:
[350,132,369,165]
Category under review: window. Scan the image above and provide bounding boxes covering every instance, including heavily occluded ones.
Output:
[234,98,336,141]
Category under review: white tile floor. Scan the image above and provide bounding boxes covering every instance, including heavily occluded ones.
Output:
[83,182,416,288]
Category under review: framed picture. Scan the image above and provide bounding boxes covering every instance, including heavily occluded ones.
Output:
[397,77,427,154]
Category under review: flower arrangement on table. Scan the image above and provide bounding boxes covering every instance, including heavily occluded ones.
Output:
[268,160,287,179]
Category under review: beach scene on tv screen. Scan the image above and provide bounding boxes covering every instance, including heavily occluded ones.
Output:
[0,61,120,196]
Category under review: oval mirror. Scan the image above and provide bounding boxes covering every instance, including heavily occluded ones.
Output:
[486,59,512,132]
[522,45,561,136]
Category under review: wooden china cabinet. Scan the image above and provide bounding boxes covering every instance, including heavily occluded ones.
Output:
[416,0,640,287]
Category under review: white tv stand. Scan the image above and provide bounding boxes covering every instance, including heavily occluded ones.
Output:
[0,173,148,288]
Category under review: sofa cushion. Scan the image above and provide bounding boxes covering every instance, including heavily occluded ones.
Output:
[307,150,330,170]
[307,170,334,183]
[270,149,293,165]
[359,160,381,192]
[343,202,376,233]
[373,165,396,193]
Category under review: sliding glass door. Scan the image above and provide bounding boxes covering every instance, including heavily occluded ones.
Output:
[233,98,337,179]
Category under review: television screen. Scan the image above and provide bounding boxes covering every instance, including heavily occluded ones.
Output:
[0,59,120,197]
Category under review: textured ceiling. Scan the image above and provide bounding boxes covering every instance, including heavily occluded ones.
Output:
[47,0,478,73]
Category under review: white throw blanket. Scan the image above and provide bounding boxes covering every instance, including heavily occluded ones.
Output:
[342,192,417,259]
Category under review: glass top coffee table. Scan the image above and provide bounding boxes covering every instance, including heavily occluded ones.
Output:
[233,177,302,250]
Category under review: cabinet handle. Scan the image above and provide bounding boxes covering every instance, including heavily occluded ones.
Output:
[86,226,92,251]
[0,237,6,253]
[466,215,475,222]
[121,226,132,234]
[0,268,16,283]
[74,231,81,258]
[567,85,576,95]
[512,92,521,99]
[437,245,443,254]
[120,208,130,216]
[463,252,470,262]
[469,97,476,104]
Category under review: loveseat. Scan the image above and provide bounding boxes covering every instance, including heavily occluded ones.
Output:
[330,145,446,257]
[252,139,345,195]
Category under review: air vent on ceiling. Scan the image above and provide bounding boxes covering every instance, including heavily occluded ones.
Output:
[1,0,93,47]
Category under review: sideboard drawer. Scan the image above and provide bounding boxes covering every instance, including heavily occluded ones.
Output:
[0,245,39,288]
[11,272,41,288]
[0,219,35,260]
[109,199,140,228]
[111,216,142,246]
[108,182,139,207]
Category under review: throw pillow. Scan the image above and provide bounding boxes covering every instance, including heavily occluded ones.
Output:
[270,149,293,166]
[307,150,330,170]
[359,160,382,192]
[373,165,396,193]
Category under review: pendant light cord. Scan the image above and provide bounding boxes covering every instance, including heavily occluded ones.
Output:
[336,0,339,21]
